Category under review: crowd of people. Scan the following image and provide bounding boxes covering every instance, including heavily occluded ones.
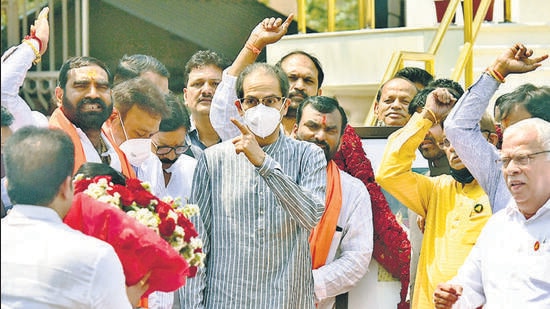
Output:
[2,6,549,309]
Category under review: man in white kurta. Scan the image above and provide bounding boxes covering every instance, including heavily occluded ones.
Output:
[293,96,373,309]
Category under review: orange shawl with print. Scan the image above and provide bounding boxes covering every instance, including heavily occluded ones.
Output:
[309,160,342,269]
[49,108,136,178]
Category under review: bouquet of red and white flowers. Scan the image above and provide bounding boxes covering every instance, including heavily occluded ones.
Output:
[65,175,204,296]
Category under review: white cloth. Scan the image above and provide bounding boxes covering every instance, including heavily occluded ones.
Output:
[1,177,11,211]
[137,153,197,202]
[1,41,49,131]
[147,291,174,309]
[209,69,242,141]
[1,205,132,308]
[137,152,197,309]
[313,169,374,309]
[75,127,122,173]
[449,198,550,308]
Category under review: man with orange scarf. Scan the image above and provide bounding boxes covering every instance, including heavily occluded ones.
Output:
[293,96,373,309]
[50,56,135,178]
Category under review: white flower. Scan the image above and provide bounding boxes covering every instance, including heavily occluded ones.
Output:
[179,204,200,218]
[127,208,159,229]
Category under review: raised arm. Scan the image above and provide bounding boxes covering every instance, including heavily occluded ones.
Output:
[445,43,548,212]
[1,7,50,131]
[377,88,456,216]
[210,15,293,141]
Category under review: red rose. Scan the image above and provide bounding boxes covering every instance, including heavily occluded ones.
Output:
[133,189,157,208]
[187,266,198,278]
[126,178,144,191]
[158,217,176,238]
[92,175,112,184]
[156,201,172,219]
[109,184,134,207]
[182,224,198,243]
[74,178,93,194]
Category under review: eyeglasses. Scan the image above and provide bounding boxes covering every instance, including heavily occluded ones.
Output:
[437,138,451,149]
[152,140,190,156]
[497,150,550,168]
[238,96,285,108]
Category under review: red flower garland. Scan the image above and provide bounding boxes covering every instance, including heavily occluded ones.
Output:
[71,175,204,279]
[334,125,411,309]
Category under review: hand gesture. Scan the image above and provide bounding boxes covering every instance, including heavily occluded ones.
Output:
[30,7,50,54]
[492,43,548,77]
[231,118,266,167]
[433,283,463,308]
[423,87,457,124]
[248,14,294,49]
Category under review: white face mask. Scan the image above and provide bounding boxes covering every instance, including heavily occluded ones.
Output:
[116,114,152,166]
[243,103,283,139]
[119,138,152,166]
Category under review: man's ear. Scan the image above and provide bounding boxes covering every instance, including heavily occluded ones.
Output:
[183,88,189,106]
[317,88,322,96]
[487,132,499,147]
[58,176,73,201]
[282,97,291,116]
[291,123,299,138]
[373,101,380,117]
[235,100,244,117]
[55,86,63,107]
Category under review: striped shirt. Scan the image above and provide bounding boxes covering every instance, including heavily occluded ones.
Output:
[189,132,326,309]
[445,73,510,213]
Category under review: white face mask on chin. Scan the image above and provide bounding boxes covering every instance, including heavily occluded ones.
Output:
[243,103,283,139]
[117,114,152,166]
[119,138,152,166]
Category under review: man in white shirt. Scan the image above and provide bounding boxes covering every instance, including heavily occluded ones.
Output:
[138,93,196,202]
[137,93,197,309]
[1,126,135,308]
[433,118,550,308]
[293,96,373,309]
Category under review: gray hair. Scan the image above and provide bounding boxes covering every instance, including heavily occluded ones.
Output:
[505,117,550,152]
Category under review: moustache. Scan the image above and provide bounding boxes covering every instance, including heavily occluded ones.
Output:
[160,158,178,165]
[289,89,308,100]
[77,98,108,110]
[309,138,330,150]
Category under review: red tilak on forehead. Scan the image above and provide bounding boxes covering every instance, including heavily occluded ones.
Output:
[321,115,327,126]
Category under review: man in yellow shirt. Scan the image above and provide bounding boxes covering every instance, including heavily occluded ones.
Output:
[377,87,497,308]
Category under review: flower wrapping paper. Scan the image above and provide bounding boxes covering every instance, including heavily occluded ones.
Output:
[64,193,189,296]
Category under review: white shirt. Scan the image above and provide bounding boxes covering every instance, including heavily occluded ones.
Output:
[75,127,122,173]
[449,198,550,308]
[1,205,132,308]
[209,69,242,142]
[137,153,197,202]
[1,41,49,131]
[314,169,374,309]
[137,152,197,309]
